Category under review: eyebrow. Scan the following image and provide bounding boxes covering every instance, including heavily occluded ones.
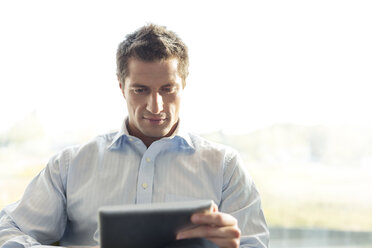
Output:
[161,83,176,87]
[130,83,176,88]
[130,84,148,88]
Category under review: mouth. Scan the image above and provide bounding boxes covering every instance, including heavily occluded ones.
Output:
[143,116,167,125]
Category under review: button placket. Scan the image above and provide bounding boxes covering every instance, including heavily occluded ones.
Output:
[135,140,166,204]
[136,151,157,204]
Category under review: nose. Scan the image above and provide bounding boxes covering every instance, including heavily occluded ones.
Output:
[146,92,164,114]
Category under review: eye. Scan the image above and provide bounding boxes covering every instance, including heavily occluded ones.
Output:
[161,86,177,94]
[133,87,148,94]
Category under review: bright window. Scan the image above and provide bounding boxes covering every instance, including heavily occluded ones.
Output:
[1,1,371,247]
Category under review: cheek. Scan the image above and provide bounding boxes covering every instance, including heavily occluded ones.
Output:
[167,96,181,115]
[127,97,146,115]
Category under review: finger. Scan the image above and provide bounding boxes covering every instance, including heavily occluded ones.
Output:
[177,225,240,240]
[206,237,240,248]
[191,212,237,227]
[211,201,219,213]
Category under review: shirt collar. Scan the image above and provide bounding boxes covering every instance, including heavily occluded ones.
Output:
[107,117,195,150]
[107,119,131,150]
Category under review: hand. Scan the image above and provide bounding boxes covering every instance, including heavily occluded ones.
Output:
[67,246,99,248]
[176,203,241,248]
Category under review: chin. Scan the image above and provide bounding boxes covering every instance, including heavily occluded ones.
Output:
[141,128,170,138]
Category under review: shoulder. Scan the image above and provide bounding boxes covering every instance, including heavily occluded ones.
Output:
[52,130,119,163]
[188,132,250,184]
[188,132,239,161]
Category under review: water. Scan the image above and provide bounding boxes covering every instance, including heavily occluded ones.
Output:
[269,227,372,248]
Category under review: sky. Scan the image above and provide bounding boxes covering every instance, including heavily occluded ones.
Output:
[0,0,371,136]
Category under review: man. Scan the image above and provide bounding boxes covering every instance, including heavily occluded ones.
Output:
[0,24,269,248]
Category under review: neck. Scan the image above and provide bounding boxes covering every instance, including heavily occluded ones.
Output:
[126,120,179,148]
[140,136,161,148]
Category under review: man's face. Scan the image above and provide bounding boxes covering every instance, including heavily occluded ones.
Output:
[120,58,184,140]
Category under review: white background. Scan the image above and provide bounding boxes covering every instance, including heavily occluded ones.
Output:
[1,0,371,136]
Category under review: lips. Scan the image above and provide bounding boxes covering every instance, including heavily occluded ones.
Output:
[143,116,166,121]
[144,117,165,121]
[143,116,167,125]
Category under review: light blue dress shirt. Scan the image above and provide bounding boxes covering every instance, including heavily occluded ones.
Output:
[0,120,269,248]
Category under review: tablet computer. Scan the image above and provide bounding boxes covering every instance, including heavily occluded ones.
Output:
[98,200,213,248]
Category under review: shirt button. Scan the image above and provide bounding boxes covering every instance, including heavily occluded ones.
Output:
[142,183,148,189]
[146,157,151,162]
[129,138,133,141]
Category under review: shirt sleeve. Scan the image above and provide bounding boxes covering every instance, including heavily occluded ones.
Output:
[220,150,270,248]
[0,149,71,248]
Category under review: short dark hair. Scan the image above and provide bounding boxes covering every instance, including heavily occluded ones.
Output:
[116,24,189,85]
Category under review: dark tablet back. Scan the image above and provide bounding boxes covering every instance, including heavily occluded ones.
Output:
[99,200,213,248]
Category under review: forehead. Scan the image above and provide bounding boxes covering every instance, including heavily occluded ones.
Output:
[126,58,182,86]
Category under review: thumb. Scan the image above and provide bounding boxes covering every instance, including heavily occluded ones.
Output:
[211,201,219,213]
